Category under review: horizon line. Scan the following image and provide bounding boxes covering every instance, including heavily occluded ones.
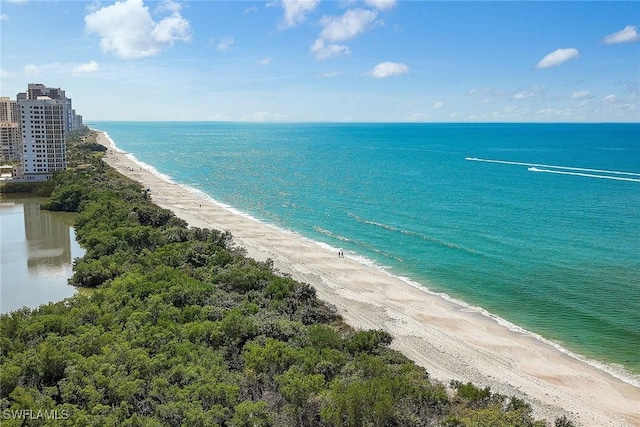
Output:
[86,120,640,125]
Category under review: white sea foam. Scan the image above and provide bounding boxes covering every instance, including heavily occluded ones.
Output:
[182,185,269,225]
[313,226,402,262]
[98,130,177,185]
[347,212,484,256]
[100,131,126,154]
[466,157,640,177]
[127,155,177,185]
[314,226,355,243]
[528,167,640,183]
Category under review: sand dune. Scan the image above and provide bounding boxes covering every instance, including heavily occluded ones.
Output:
[99,131,639,427]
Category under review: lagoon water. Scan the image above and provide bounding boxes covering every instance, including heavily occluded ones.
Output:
[0,196,85,313]
[94,122,640,381]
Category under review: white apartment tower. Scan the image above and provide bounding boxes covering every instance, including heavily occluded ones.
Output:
[18,84,70,180]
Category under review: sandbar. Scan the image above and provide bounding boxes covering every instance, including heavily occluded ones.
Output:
[97,131,639,427]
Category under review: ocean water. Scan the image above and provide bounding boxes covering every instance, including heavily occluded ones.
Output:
[93,122,640,383]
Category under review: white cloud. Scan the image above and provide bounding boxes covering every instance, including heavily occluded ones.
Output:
[367,61,409,78]
[603,25,640,44]
[535,48,579,69]
[535,108,574,117]
[365,0,396,11]
[504,105,519,113]
[310,7,389,60]
[319,9,377,42]
[281,0,319,28]
[571,90,591,99]
[84,0,191,60]
[0,69,11,79]
[156,0,182,14]
[73,60,100,74]
[21,61,104,77]
[513,91,533,99]
[258,57,272,65]
[603,94,616,103]
[513,86,544,99]
[152,11,190,43]
[1,13,9,21]
[310,40,351,60]
[467,87,495,97]
[24,64,39,76]
[433,101,445,108]
[216,37,234,52]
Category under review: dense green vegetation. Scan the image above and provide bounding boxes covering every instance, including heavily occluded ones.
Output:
[0,135,575,426]
[0,180,55,196]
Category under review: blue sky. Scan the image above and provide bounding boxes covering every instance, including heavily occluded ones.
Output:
[1,0,639,122]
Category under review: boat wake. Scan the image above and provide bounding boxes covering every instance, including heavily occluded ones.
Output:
[528,167,640,182]
[466,157,640,182]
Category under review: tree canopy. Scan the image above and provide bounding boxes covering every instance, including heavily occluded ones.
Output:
[0,133,573,426]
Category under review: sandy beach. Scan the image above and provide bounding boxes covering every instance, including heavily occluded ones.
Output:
[98,131,639,427]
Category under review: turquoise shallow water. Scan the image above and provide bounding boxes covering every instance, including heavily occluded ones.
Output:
[94,122,640,382]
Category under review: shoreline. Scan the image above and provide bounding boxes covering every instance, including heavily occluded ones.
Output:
[109,130,640,390]
[97,130,640,426]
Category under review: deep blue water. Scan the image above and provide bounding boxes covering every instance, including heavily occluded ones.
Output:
[94,122,640,382]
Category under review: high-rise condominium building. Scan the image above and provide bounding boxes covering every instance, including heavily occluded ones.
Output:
[1,84,84,181]
[0,97,22,163]
[18,88,69,181]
